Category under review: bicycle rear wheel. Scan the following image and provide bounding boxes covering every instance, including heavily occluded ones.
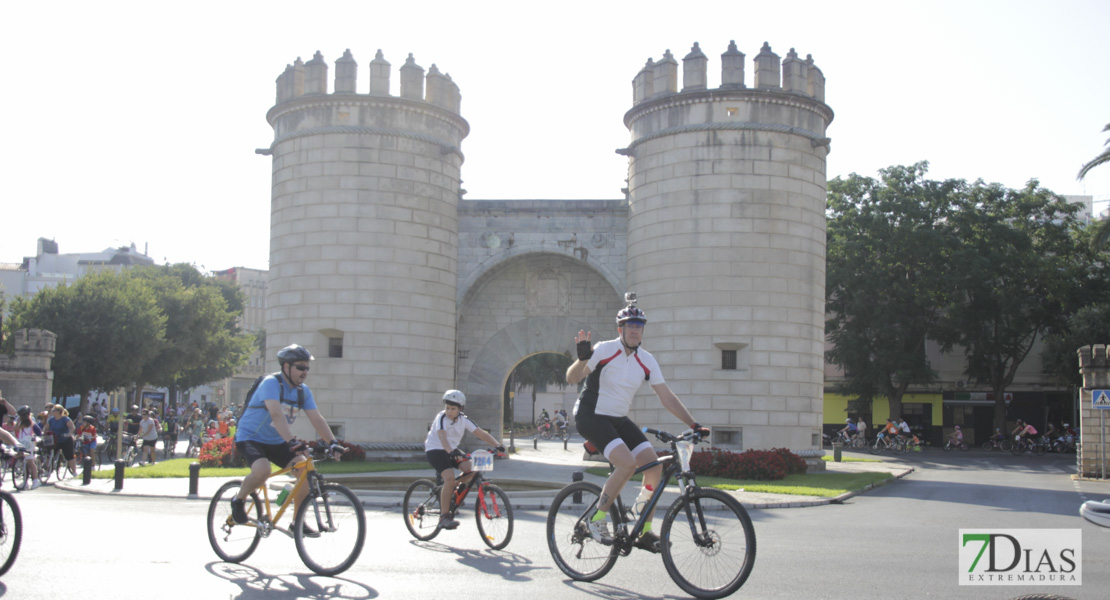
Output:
[294,482,366,576]
[207,480,263,563]
[475,482,514,550]
[55,454,74,481]
[0,491,22,576]
[403,479,443,541]
[546,481,619,582]
[661,488,756,599]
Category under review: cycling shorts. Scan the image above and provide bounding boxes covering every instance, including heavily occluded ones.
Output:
[56,437,76,461]
[236,440,298,469]
[426,449,468,475]
[574,410,650,459]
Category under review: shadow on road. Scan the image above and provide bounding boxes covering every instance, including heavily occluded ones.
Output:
[205,562,377,600]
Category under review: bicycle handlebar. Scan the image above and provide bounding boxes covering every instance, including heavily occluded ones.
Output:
[642,427,706,445]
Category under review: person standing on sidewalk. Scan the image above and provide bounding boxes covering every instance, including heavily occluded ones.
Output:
[566,292,709,553]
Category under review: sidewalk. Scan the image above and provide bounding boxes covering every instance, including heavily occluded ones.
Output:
[51,443,913,510]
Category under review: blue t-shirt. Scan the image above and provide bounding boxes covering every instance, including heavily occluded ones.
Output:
[234,374,317,445]
[47,416,72,439]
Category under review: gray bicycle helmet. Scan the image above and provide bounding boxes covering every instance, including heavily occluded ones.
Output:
[277,344,314,365]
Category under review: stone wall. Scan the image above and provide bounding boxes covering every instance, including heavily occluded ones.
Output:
[0,328,56,412]
[1077,345,1110,478]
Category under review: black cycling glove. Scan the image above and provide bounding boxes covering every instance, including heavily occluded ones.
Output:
[287,438,306,453]
[577,340,594,361]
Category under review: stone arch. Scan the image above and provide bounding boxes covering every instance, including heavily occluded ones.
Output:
[461,316,592,441]
[458,244,625,309]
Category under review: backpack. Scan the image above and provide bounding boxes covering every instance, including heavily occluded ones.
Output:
[235,372,305,424]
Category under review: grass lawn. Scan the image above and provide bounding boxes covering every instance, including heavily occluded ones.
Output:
[90,458,420,479]
[584,467,892,498]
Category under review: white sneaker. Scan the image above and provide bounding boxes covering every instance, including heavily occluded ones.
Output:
[30,479,42,490]
[587,517,613,545]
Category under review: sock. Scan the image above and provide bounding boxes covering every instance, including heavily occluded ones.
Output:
[641,521,653,535]
[591,509,608,523]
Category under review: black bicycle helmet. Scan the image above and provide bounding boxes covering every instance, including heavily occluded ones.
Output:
[277,344,314,365]
[616,292,647,325]
[83,415,96,424]
[17,405,30,417]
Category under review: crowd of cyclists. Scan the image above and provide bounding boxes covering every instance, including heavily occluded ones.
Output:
[831,415,1079,454]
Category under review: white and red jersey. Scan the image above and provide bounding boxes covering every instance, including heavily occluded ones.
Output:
[573,338,665,418]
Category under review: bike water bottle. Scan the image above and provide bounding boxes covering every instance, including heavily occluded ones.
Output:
[631,484,653,519]
[277,484,293,505]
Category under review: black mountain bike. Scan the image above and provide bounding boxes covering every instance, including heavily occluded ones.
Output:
[546,428,756,599]
[0,446,25,576]
[403,451,513,550]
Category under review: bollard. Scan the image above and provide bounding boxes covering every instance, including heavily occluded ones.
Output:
[114,459,125,490]
[832,441,843,462]
[82,456,93,485]
[534,435,538,450]
[564,435,568,451]
[189,462,201,497]
[572,471,583,503]
[509,427,515,452]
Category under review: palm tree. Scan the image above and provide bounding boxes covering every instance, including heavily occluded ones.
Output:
[1079,122,1110,250]
[1078,123,1110,181]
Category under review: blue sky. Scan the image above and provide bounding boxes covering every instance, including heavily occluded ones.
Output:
[2,0,1107,272]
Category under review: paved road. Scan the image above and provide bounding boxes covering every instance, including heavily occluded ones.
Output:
[2,449,1108,599]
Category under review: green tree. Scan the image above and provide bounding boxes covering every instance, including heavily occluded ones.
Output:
[510,352,573,424]
[824,163,962,418]
[1078,122,1110,251]
[128,264,253,410]
[4,272,166,406]
[1042,304,1110,387]
[940,180,1086,429]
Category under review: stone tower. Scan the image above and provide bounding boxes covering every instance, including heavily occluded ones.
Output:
[620,41,833,451]
[264,49,468,442]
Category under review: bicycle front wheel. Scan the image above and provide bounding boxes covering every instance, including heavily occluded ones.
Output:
[11,459,27,491]
[891,440,907,455]
[403,479,443,541]
[38,454,51,483]
[661,488,756,599]
[207,480,263,563]
[546,481,619,582]
[0,491,23,576]
[55,455,73,481]
[294,482,366,577]
[868,439,883,455]
[475,482,514,550]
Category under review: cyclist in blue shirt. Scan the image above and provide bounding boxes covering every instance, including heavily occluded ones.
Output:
[231,344,344,529]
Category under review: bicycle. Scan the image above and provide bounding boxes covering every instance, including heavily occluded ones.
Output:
[163,431,178,460]
[981,437,1010,452]
[1011,436,1047,456]
[6,442,36,491]
[942,438,969,452]
[72,441,102,473]
[546,428,756,599]
[0,446,24,576]
[403,449,514,550]
[868,432,906,455]
[206,446,366,576]
[834,430,866,449]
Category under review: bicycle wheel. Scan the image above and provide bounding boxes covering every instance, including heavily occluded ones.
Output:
[10,459,27,491]
[55,454,73,481]
[891,439,907,455]
[294,483,366,577]
[403,479,443,541]
[0,491,22,576]
[38,454,51,483]
[207,480,263,563]
[1011,442,1026,456]
[546,481,619,582]
[474,483,514,550]
[959,442,970,452]
[1032,442,1047,456]
[868,439,883,455]
[660,488,756,599]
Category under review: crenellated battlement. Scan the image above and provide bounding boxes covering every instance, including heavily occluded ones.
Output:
[274,48,461,114]
[632,40,825,105]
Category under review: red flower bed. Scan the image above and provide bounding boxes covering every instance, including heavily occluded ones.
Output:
[688,447,807,481]
[307,440,366,462]
[198,437,245,468]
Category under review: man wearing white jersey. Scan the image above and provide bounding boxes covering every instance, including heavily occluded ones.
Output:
[566,293,709,552]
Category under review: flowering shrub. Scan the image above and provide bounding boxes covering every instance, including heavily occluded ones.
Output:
[198,437,245,468]
[308,439,366,462]
[688,447,806,481]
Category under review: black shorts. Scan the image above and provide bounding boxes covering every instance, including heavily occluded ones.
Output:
[56,437,76,461]
[237,440,298,469]
[426,449,467,475]
[574,411,649,458]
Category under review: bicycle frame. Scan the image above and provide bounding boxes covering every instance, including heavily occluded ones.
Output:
[243,455,323,537]
[441,469,505,520]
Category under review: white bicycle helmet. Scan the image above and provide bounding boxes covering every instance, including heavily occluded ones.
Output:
[443,390,466,407]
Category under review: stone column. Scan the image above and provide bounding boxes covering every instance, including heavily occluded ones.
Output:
[1078,345,1110,478]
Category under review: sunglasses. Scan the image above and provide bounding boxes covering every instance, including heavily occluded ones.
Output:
[293,364,310,372]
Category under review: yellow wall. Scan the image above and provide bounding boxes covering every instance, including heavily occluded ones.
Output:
[823,392,943,425]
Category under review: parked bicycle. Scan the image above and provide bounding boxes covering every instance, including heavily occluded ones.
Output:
[547,427,756,599]
[0,446,24,576]
[403,449,513,549]
[207,445,366,576]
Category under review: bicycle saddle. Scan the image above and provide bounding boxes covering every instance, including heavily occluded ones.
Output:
[1080,499,1110,528]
